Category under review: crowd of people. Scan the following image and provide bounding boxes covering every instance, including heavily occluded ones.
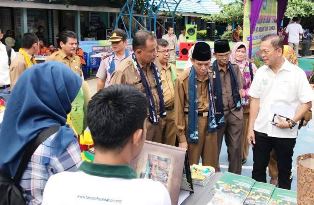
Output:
[0,23,313,205]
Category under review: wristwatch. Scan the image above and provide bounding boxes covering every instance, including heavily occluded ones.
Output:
[288,119,297,129]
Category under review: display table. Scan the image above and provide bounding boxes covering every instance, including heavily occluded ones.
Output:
[181,173,223,205]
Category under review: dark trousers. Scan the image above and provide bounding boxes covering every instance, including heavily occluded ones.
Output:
[252,131,296,189]
[217,111,243,174]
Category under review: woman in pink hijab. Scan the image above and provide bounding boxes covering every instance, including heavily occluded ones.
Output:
[230,42,257,164]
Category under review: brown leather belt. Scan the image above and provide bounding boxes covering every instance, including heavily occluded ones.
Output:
[184,111,209,117]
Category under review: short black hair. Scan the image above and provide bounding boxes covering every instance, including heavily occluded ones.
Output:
[112,28,127,41]
[132,30,155,51]
[22,33,39,49]
[56,30,77,48]
[292,17,299,22]
[157,38,169,48]
[167,25,174,31]
[261,34,283,51]
[87,84,148,150]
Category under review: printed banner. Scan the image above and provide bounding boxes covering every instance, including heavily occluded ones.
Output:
[243,0,278,62]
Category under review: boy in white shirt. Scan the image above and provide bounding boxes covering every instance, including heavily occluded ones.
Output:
[42,85,171,205]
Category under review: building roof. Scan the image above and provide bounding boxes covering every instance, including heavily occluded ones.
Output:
[156,0,232,15]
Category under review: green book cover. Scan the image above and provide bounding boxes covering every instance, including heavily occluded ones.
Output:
[244,182,275,205]
[208,172,256,205]
[267,188,297,205]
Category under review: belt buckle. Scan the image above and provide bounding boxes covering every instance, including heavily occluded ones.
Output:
[203,112,208,117]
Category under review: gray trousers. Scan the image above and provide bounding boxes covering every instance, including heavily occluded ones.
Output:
[217,110,243,174]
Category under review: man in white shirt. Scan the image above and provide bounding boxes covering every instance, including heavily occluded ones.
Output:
[248,34,312,190]
[96,28,131,91]
[162,26,178,64]
[285,17,303,56]
[0,28,16,93]
[42,85,171,205]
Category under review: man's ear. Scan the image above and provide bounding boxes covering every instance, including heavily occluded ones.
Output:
[135,49,142,55]
[131,129,143,146]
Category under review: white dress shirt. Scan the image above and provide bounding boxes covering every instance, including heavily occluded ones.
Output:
[249,59,313,138]
[0,42,16,86]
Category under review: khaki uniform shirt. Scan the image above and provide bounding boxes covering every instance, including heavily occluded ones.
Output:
[174,67,212,143]
[156,61,175,108]
[9,52,29,89]
[46,50,82,76]
[218,64,243,118]
[110,56,161,114]
[162,34,177,62]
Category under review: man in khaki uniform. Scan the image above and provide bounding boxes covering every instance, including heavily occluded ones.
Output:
[175,42,218,168]
[10,33,39,89]
[213,40,243,174]
[110,30,166,143]
[155,38,181,147]
[46,30,82,76]
[162,26,177,64]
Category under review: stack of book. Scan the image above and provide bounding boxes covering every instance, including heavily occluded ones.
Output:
[190,164,215,186]
[208,172,255,205]
[244,182,275,205]
[208,172,297,205]
[267,188,297,205]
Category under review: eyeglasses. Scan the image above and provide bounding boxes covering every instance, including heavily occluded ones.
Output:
[157,49,174,53]
[258,48,278,55]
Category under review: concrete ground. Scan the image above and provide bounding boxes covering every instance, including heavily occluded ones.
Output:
[87,78,314,191]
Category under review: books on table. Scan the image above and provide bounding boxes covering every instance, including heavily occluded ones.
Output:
[208,172,297,205]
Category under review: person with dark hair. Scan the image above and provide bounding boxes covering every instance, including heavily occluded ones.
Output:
[0,28,16,93]
[178,27,186,46]
[213,39,244,174]
[0,62,82,204]
[155,39,183,147]
[42,85,171,204]
[285,17,303,56]
[9,32,39,89]
[96,28,131,91]
[110,30,166,143]
[46,30,82,76]
[175,42,218,168]
[248,34,312,189]
[162,25,177,63]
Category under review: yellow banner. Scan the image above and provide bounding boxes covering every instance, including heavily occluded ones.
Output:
[243,0,278,59]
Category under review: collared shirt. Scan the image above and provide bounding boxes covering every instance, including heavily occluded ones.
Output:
[218,63,243,117]
[20,133,81,205]
[110,56,161,114]
[96,52,129,87]
[249,59,313,138]
[156,61,175,108]
[0,42,16,86]
[174,67,210,143]
[46,50,82,76]
[162,34,177,62]
[9,52,29,89]
[42,161,171,205]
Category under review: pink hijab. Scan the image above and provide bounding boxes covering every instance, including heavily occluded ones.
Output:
[230,42,249,67]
